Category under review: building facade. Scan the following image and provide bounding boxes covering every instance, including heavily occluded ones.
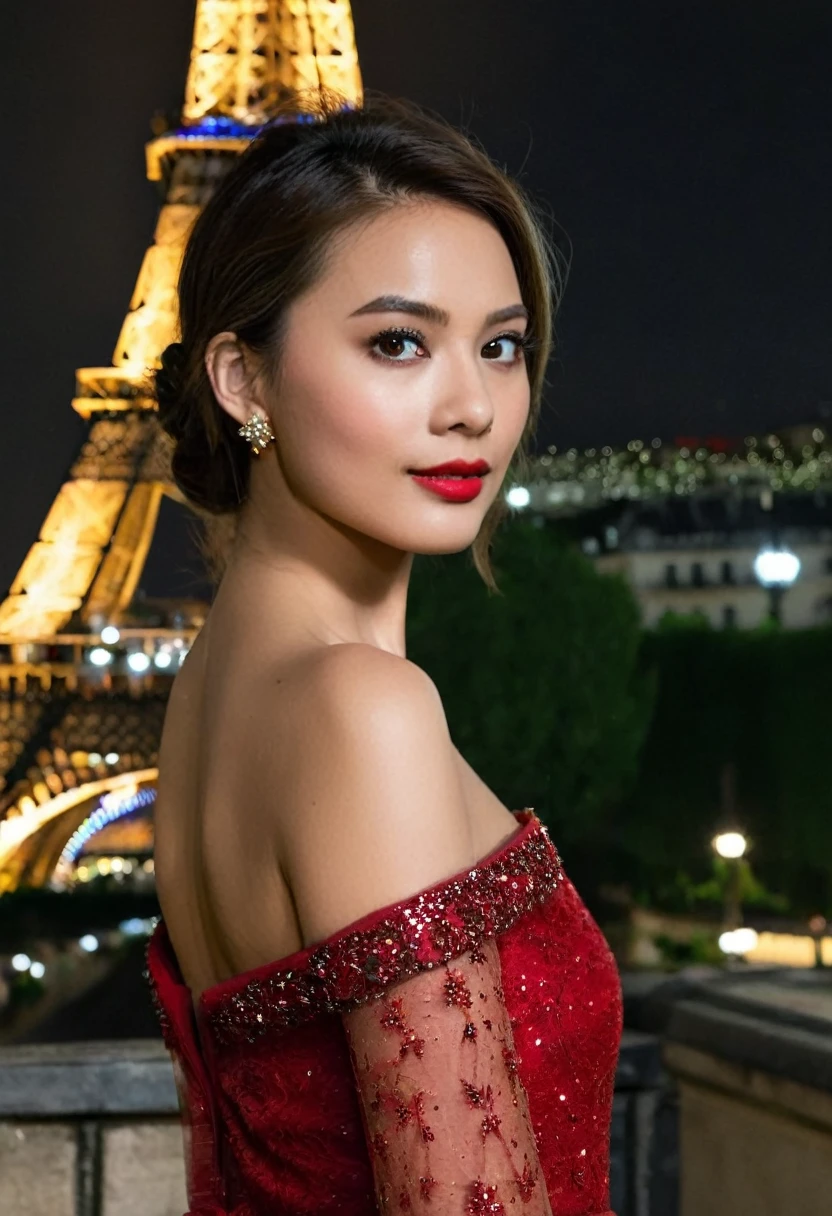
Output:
[587,494,832,630]
[523,424,832,630]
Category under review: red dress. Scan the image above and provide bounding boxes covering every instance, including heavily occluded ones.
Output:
[146,809,622,1216]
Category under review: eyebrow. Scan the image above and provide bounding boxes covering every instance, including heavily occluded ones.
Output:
[348,294,529,328]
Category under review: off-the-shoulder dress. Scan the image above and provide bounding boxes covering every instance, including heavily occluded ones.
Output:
[146,809,622,1215]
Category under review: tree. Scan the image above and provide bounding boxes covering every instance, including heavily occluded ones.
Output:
[406,519,655,854]
[623,620,832,919]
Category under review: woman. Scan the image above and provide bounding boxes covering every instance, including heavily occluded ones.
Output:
[147,91,622,1216]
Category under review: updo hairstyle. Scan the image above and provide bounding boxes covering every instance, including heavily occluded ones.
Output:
[153,88,566,591]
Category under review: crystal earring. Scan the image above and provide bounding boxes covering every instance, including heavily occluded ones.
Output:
[238,413,276,456]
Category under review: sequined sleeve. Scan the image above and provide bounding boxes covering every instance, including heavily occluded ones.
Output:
[342,935,553,1214]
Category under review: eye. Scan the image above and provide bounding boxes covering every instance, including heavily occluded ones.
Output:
[482,332,528,363]
[368,327,428,363]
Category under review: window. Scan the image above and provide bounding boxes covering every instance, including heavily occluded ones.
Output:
[721,560,734,585]
[722,605,737,629]
[692,561,705,587]
[665,563,678,588]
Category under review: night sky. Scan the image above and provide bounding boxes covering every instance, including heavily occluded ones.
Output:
[1,0,830,598]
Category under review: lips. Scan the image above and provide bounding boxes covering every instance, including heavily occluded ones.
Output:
[407,459,490,503]
[408,459,491,477]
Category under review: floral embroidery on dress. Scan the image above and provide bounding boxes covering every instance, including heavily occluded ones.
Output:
[344,936,548,1212]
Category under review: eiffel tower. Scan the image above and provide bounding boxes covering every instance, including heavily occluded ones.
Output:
[0,2,363,894]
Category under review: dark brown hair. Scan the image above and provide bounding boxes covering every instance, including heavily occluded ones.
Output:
[155,88,566,592]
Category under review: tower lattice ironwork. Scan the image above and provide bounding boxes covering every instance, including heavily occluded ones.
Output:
[0,0,362,893]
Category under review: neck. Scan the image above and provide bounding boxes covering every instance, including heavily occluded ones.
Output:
[215,499,414,659]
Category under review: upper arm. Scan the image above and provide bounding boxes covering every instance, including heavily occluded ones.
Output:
[342,936,553,1214]
[277,643,473,945]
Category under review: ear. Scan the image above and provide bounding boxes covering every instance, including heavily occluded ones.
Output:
[205,331,268,428]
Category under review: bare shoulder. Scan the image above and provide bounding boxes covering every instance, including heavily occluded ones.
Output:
[276,643,473,945]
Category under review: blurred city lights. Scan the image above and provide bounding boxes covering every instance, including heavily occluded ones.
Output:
[89,647,113,667]
[119,917,156,936]
[713,831,748,859]
[11,953,31,971]
[506,486,531,509]
[127,651,151,673]
[718,927,759,956]
[79,935,100,953]
[100,625,121,644]
[29,961,46,979]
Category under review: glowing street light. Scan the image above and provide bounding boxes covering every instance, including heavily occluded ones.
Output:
[712,829,749,932]
[718,927,759,957]
[753,545,800,624]
[712,831,748,860]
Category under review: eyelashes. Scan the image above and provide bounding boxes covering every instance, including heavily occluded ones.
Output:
[366,325,536,365]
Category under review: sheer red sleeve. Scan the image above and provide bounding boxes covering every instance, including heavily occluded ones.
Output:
[342,935,553,1214]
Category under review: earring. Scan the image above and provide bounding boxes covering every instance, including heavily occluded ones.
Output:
[238,412,276,455]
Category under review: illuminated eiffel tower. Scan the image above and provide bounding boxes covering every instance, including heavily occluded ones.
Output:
[0,1,363,893]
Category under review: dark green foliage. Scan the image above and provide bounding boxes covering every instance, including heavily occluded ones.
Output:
[406,521,832,923]
[652,931,724,969]
[624,621,832,919]
[6,971,45,1012]
[406,519,656,852]
[646,859,788,916]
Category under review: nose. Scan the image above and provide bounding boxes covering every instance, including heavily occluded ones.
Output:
[433,349,495,437]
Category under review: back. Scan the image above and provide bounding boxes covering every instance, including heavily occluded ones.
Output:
[153,610,519,1000]
[149,606,621,1216]
[147,810,623,1216]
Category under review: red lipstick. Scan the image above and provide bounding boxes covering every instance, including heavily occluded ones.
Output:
[408,458,490,503]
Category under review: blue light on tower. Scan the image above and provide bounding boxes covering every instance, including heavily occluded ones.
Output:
[60,787,157,866]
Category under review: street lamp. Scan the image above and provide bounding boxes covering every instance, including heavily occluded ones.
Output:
[712,829,748,931]
[753,545,800,624]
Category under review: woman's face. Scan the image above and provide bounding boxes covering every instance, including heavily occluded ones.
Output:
[243,199,531,557]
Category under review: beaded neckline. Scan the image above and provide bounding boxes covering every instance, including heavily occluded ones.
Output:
[148,808,563,1044]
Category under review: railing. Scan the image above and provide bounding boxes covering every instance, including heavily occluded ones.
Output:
[0,630,200,694]
[626,966,832,1216]
[0,1032,673,1216]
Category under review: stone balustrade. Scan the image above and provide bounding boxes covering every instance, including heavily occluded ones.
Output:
[0,1031,670,1216]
